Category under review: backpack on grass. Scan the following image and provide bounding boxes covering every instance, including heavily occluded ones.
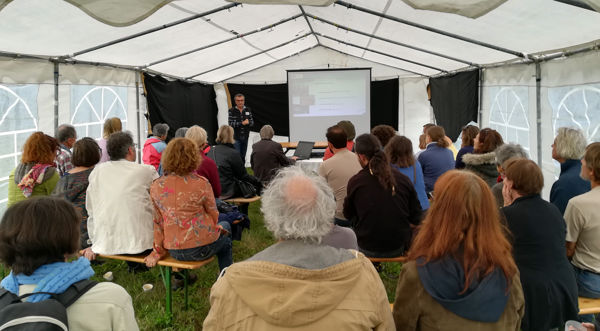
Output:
[0,279,97,331]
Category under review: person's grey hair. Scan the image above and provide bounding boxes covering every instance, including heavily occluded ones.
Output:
[185,125,208,147]
[261,166,335,244]
[215,125,234,144]
[56,124,76,143]
[153,123,169,138]
[555,127,587,160]
[234,93,244,99]
[495,143,529,166]
[174,127,188,138]
[260,125,274,140]
[107,131,134,161]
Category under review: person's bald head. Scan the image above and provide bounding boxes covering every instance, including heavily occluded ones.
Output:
[261,166,335,244]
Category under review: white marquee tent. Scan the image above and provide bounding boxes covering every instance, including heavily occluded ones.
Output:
[1,0,600,212]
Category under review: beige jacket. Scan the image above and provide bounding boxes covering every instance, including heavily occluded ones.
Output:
[203,249,394,330]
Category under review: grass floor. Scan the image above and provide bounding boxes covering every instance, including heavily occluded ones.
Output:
[0,199,402,330]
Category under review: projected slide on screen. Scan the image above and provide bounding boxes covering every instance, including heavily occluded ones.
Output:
[288,69,371,142]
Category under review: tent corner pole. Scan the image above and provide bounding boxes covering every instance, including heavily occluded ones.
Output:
[53,61,59,132]
[535,61,542,166]
[136,72,142,163]
[478,67,483,125]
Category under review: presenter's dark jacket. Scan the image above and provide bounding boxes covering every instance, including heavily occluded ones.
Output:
[228,106,254,140]
[208,143,254,199]
[501,194,579,331]
[343,167,422,254]
[250,139,294,184]
[550,159,590,215]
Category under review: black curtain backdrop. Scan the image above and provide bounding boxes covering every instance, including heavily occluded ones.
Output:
[143,73,218,143]
[371,78,399,130]
[226,83,289,136]
[227,79,400,138]
[429,70,479,141]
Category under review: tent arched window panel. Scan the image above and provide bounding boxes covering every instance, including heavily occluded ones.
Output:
[487,86,531,152]
[548,84,600,143]
[70,85,128,139]
[0,84,39,215]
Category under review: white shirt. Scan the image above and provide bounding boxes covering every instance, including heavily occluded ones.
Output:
[565,186,600,273]
[86,160,158,255]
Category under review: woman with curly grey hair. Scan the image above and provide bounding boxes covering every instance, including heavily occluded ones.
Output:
[203,166,393,330]
[550,127,590,214]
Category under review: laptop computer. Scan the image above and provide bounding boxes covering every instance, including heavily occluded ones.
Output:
[293,141,314,160]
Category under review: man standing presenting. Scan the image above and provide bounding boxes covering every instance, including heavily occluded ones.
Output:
[228,93,253,163]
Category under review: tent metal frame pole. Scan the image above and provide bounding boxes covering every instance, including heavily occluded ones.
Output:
[535,61,542,166]
[319,45,427,77]
[317,33,445,74]
[53,61,59,131]
[478,67,483,125]
[145,14,303,68]
[187,33,312,79]
[299,6,320,45]
[64,3,239,59]
[219,44,320,83]
[334,0,527,59]
[135,72,142,162]
[307,14,476,67]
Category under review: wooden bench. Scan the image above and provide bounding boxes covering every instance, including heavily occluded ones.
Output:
[224,196,261,205]
[95,253,215,323]
[579,297,600,315]
[367,256,408,263]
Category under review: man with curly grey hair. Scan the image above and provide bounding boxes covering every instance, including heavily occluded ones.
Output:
[551,127,590,214]
[203,166,392,330]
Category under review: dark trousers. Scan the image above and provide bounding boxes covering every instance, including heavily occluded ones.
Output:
[234,136,249,163]
[169,222,233,271]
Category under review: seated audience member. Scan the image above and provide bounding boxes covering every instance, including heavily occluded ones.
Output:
[318,125,362,227]
[423,123,458,159]
[491,144,528,207]
[83,131,158,262]
[321,223,358,250]
[52,138,101,249]
[393,170,524,330]
[501,158,578,331]
[551,127,590,214]
[385,135,429,210]
[455,125,479,169]
[0,197,138,330]
[144,138,232,272]
[203,166,393,330]
[185,125,221,197]
[251,125,296,184]
[323,120,355,160]
[8,132,60,207]
[143,123,169,171]
[344,134,421,258]
[97,117,122,163]
[462,128,504,187]
[55,124,77,176]
[417,126,455,193]
[174,127,188,138]
[565,143,600,304]
[208,125,257,200]
[371,124,396,148]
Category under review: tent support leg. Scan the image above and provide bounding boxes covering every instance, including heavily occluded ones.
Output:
[535,62,542,166]
[478,68,483,125]
[53,62,59,131]
[136,72,142,163]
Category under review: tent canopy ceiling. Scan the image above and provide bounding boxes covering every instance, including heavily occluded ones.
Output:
[1,0,599,83]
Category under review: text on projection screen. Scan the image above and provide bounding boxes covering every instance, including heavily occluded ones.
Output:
[288,69,371,142]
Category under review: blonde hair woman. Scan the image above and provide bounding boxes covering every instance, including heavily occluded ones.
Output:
[97,117,122,163]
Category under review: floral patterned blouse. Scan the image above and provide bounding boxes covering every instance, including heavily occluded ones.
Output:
[149,174,220,258]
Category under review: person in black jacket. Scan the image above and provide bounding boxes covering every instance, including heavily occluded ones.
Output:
[208,125,256,201]
[251,125,296,185]
[343,134,422,258]
[228,93,254,163]
[501,158,579,331]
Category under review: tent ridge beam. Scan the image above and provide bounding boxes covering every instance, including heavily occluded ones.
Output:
[62,3,239,60]
[318,33,446,73]
[145,13,304,68]
[319,44,426,77]
[187,32,313,79]
[334,0,527,59]
[307,13,476,67]
[299,6,320,46]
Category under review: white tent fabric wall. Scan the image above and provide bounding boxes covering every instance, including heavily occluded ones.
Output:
[398,77,432,152]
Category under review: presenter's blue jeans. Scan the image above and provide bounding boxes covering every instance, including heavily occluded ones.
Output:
[234,137,249,163]
[169,222,233,271]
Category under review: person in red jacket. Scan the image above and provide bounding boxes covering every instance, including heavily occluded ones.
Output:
[143,123,169,171]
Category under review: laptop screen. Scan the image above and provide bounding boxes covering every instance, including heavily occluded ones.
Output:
[293,141,314,159]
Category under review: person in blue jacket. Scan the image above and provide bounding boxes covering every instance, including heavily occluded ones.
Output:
[417,125,454,194]
[385,135,429,210]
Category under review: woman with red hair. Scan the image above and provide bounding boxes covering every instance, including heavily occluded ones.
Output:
[393,170,524,330]
[7,132,60,207]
